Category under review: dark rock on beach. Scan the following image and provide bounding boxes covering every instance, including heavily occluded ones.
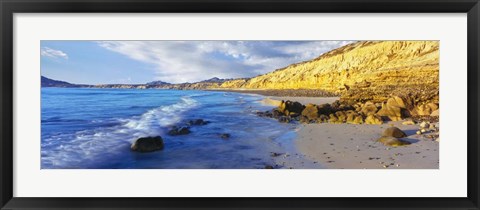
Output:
[131,136,164,152]
[168,126,191,136]
[377,136,411,147]
[383,127,407,138]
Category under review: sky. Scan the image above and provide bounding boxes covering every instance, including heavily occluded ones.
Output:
[41,41,354,85]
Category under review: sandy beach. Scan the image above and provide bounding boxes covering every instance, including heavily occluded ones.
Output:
[295,122,439,169]
[262,96,440,169]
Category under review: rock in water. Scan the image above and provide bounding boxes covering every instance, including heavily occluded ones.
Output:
[168,126,191,136]
[377,136,411,147]
[131,136,164,152]
[187,119,210,126]
[383,127,407,138]
[220,133,231,139]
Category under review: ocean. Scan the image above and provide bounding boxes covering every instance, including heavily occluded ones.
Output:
[41,88,300,169]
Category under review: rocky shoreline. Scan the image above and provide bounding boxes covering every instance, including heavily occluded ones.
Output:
[256,94,440,145]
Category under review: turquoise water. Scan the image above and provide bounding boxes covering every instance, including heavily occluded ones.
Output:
[41,88,298,169]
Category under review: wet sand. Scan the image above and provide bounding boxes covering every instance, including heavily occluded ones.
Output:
[295,121,439,169]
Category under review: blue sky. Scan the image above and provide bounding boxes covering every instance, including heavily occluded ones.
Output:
[41,41,353,84]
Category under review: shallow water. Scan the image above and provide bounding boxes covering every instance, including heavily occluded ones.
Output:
[41,88,302,169]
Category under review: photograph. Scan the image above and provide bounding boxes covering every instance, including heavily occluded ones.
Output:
[40,40,439,169]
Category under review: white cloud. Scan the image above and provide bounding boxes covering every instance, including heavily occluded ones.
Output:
[41,47,69,60]
[97,41,354,83]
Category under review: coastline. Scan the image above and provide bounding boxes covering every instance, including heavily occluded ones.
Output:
[261,95,440,169]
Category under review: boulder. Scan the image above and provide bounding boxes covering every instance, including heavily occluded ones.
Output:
[430,109,439,117]
[328,114,341,124]
[419,121,430,129]
[301,104,319,121]
[317,114,329,123]
[317,103,332,115]
[346,110,363,124]
[411,103,439,116]
[360,101,378,116]
[168,126,191,136]
[335,111,347,122]
[376,102,404,121]
[220,133,231,139]
[377,136,411,147]
[383,127,407,138]
[386,96,407,109]
[278,100,304,116]
[365,114,383,125]
[278,116,291,123]
[131,136,164,152]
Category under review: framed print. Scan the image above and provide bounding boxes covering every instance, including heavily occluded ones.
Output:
[1,0,479,209]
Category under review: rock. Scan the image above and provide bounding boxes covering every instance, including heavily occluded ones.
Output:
[377,136,411,147]
[278,100,304,116]
[387,96,407,109]
[168,126,191,136]
[360,101,378,115]
[187,119,210,126]
[317,114,329,123]
[412,103,439,116]
[301,104,319,121]
[419,121,430,129]
[317,103,332,115]
[328,114,341,124]
[402,120,415,125]
[383,127,407,138]
[365,114,383,125]
[220,133,231,139]
[376,102,404,121]
[278,116,291,123]
[131,136,164,152]
[416,130,422,135]
[264,165,274,169]
[430,109,439,117]
[346,110,363,124]
[335,111,347,122]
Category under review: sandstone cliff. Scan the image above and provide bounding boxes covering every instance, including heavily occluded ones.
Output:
[221,41,439,102]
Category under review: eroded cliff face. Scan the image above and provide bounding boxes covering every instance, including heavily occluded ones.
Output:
[221,41,439,102]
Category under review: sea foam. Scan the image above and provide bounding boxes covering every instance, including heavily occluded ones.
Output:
[41,96,198,169]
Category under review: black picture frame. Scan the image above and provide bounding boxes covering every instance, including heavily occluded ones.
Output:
[1,0,479,209]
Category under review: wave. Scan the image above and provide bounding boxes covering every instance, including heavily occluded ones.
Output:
[41,96,198,169]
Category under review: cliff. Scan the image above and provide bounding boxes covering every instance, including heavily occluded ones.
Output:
[221,41,439,102]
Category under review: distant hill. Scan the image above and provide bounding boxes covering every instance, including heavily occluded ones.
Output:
[41,76,84,87]
[146,80,171,86]
[199,77,231,83]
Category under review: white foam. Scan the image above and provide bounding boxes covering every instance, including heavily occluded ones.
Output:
[41,96,198,168]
